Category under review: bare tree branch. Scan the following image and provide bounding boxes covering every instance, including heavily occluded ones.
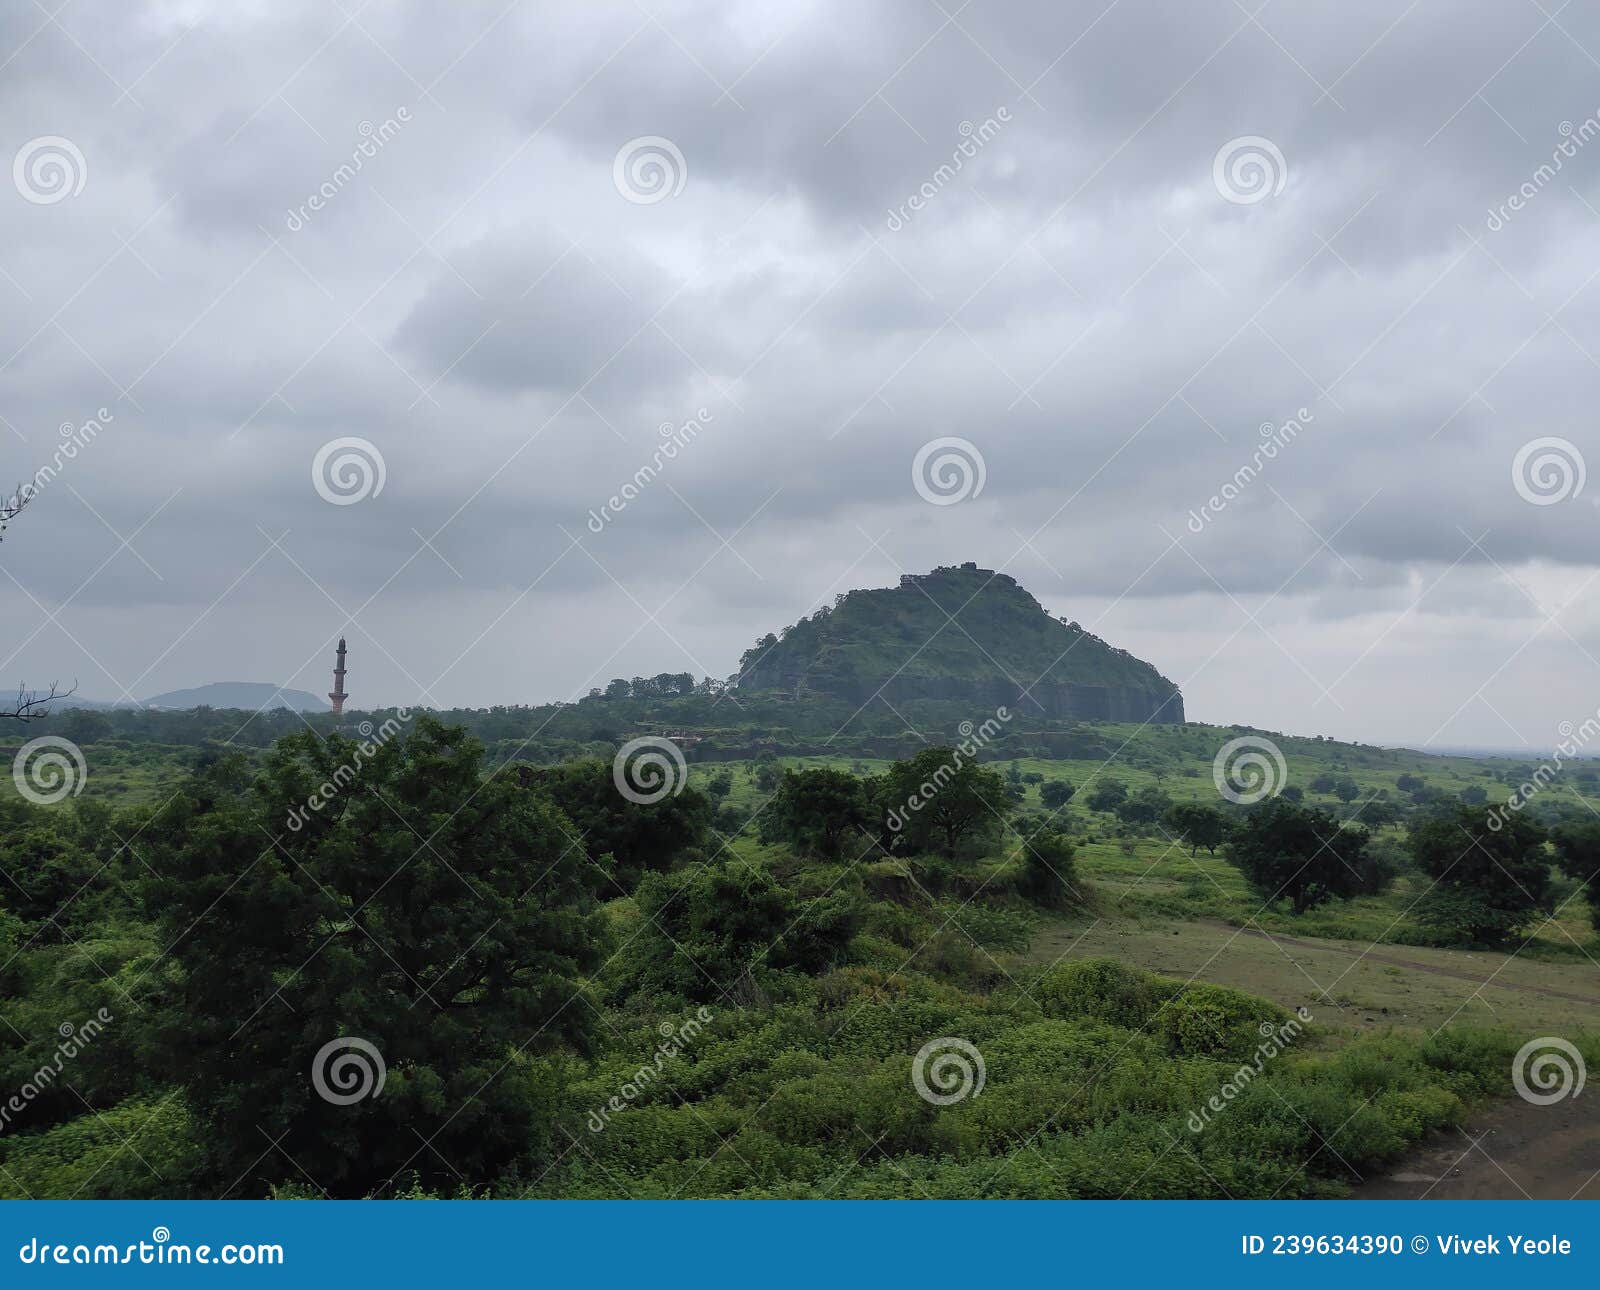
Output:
[3,680,77,722]
[0,484,26,540]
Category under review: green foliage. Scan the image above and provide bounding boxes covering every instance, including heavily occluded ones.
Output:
[1162,802,1230,855]
[1114,785,1171,830]
[1408,806,1549,945]
[141,718,606,1197]
[879,747,1010,858]
[0,1095,199,1200]
[758,767,872,858]
[1035,957,1174,1028]
[1226,801,1378,914]
[1550,820,1600,930]
[1014,832,1082,910]
[520,757,710,890]
[7,710,1591,1202]
[1084,778,1128,813]
[1039,780,1074,810]
[1152,983,1284,1060]
[626,861,862,1000]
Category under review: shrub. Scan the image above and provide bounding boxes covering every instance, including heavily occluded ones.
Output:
[628,861,862,999]
[1153,983,1285,1060]
[1015,832,1083,910]
[1035,958,1172,1028]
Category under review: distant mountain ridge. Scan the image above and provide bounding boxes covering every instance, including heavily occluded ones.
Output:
[735,562,1184,723]
[143,682,328,712]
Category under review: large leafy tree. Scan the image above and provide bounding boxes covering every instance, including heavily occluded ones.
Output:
[1084,778,1128,813]
[758,767,871,858]
[1225,800,1374,914]
[518,757,709,891]
[1162,802,1230,856]
[1407,806,1549,944]
[878,747,1010,858]
[1039,780,1074,810]
[1114,785,1171,830]
[143,718,606,1197]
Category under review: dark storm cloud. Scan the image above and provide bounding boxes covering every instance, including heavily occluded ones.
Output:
[2,0,1598,744]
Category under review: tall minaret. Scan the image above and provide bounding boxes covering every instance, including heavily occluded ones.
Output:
[328,637,348,716]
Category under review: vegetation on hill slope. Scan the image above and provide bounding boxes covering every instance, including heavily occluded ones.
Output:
[735,563,1184,721]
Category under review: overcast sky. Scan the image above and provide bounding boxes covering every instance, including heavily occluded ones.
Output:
[2,0,1598,748]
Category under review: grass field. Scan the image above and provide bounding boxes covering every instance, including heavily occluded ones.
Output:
[678,729,1600,1059]
[42,718,1600,1044]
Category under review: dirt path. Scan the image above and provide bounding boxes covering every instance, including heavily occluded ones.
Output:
[1202,920,1600,1007]
[1351,1093,1600,1199]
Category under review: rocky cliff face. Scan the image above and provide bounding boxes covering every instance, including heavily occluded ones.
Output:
[735,563,1184,723]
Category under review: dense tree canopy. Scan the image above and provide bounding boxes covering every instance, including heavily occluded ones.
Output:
[758,767,872,858]
[518,757,710,891]
[1084,778,1128,813]
[1548,820,1600,930]
[143,718,606,1196]
[1039,780,1074,810]
[878,748,1010,858]
[1408,806,1549,945]
[1225,801,1377,914]
[1162,802,1230,856]
[627,860,860,999]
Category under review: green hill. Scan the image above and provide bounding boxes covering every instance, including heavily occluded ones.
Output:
[736,562,1184,722]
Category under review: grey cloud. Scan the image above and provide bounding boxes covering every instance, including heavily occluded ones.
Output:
[3,0,1600,745]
